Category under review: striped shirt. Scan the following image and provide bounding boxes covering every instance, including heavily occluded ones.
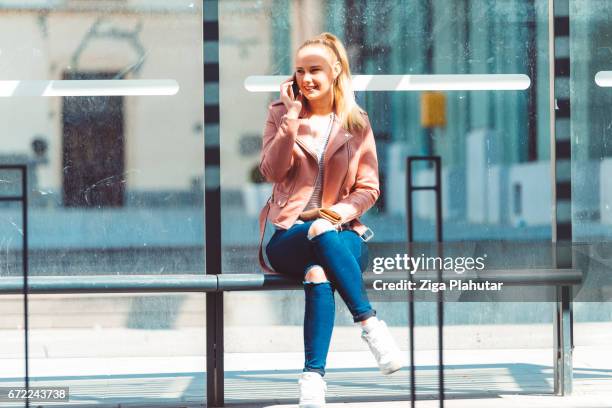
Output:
[303,113,335,211]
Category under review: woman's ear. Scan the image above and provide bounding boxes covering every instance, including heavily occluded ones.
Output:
[333,61,342,80]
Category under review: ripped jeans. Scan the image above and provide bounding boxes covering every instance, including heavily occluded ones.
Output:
[265,220,376,376]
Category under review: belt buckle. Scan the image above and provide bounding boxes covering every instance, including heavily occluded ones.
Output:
[360,227,374,242]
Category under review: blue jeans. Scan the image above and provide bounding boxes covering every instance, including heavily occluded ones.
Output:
[265,220,376,376]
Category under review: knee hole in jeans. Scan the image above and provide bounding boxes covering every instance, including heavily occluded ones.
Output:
[304,265,329,283]
[307,219,336,240]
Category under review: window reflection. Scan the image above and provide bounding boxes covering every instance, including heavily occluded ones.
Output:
[0,1,204,276]
[1,1,205,405]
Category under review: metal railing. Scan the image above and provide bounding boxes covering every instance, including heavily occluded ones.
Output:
[0,269,583,407]
[0,269,583,295]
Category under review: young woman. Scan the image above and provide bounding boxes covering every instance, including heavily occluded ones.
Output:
[257,32,403,407]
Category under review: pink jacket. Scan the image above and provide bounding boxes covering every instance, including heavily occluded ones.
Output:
[258,99,380,272]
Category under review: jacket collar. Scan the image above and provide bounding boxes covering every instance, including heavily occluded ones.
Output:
[295,112,354,161]
[325,116,354,162]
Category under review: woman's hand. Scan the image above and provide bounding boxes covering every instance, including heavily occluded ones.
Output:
[280,77,303,119]
[298,207,320,221]
[299,208,343,229]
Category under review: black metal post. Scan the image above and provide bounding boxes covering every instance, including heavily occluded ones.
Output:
[21,166,29,408]
[0,165,29,407]
[433,157,444,406]
[204,0,223,406]
[550,0,573,395]
[405,159,416,407]
[406,156,444,407]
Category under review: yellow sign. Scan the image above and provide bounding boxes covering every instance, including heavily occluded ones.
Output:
[420,91,446,128]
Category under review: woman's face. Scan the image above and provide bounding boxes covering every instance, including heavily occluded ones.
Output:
[294,45,340,102]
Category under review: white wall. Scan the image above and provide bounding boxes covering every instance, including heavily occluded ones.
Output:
[218,3,273,189]
[385,142,407,216]
[507,161,551,226]
[0,10,204,192]
[486,164,508,225]
[466,128,501,223]
[600,159,612,225]
[387,130,556,227]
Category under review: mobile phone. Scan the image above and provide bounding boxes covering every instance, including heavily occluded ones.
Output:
[291,73,300,100]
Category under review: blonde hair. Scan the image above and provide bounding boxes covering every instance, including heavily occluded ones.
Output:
[298,32,367,132]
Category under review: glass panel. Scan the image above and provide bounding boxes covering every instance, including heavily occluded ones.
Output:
[28,292,206,405]
[0,1,205,405]
[220,0,551,403]
[224,291,410,402]
[441,302,554,397]
[0,175,26,407]
[572,0,612,241]
[0,4,205,274]
[570,0,612,396]
[0,298,26,408]
[0,161,26,392]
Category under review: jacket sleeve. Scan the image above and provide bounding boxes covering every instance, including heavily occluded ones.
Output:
[259,106,300,183]
[328,118,380,223]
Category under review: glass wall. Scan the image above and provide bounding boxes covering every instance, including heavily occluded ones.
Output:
[219,0,551,265]
[218,0,559,402]
[0,0,610,405]
[570,0,612,360]
[0,0,205,405]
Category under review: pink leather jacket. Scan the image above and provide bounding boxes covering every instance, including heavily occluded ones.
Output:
[258,99,380,272]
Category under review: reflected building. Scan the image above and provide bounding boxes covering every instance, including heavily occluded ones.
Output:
[0,1,204,209]
[0,1,205,275]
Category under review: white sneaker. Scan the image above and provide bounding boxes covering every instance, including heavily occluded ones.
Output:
[361,320,403,375]
[298,372,326,408]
